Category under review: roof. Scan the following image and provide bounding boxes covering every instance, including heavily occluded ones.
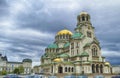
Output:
[104,62,110,66]
[41,53,48,59]
[7,62,23,64]
[71,32,84,39]
[53,58,62,62]
[1,56,7,61]
[57,29,73,35]
[58,53,69,58]
[80,11,89,15]
[64,42,70,48]
[81,52,89,57]
[47,43,58,49]
[23,59,32,62]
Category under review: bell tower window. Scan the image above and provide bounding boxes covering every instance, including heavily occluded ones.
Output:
[87,31,92,38]
[82,16,85,21]
[92,46,98,56]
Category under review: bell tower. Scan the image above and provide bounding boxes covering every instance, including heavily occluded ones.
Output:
[75,12,95,39]
[77,12,91,25]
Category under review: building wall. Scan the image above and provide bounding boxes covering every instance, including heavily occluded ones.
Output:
[112,65,120,74]
[0,55,32,74]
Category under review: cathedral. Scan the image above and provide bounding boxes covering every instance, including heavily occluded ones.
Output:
[40,12,112,77]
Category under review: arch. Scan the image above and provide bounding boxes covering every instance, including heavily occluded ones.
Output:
[65,67,67,72]
[96,64,99,73]
[86,16,89,21]
[92,45,98,56]
[71,67,74,72]
[58,66,63,73]
[100,64,103,73]
[82,16,85,21]
[68,67,71,72]
[92,64,95,73]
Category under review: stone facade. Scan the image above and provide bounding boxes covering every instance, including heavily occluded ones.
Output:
[39,12,113,77]
[112,65,120,74]
[0,53,32,74]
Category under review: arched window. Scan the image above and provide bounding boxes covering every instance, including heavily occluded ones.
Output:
[58,66,63,73]
[71,67,74,72]
[92,64,95,73]
[92,46,98,56]
[82,16,85,21]
[68,67,71,72]
[65,67,67,72]
[100,64,103,73]
[96,64,99,73]
[86,16,89,21]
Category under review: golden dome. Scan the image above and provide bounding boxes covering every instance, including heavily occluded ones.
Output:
[80,11,88,15]
[57,29,73,35]
[53,58,62,62]
[105,62,110,66]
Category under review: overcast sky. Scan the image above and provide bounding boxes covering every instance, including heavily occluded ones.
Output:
[0,0,120,66]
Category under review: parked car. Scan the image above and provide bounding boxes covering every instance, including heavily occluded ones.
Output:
[112,75,120,78]
[64,75,76,78]
[77,75,88,78]
[25,75,45,78]
[94,75,105,78]
[3,74,21,78]
[48,76,57,78]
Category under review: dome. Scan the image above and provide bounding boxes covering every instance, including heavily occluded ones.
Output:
[64,42,70,48]
[57,29,73,35]
[47,43,58,49]
[71,32,84,39]
[53,58,62,62]
[105,62,110,66]
[58,53,69,58]
[81,52,89,57]
[80,11,89,15]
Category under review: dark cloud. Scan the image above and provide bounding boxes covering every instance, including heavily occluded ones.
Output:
[0,0,9,17]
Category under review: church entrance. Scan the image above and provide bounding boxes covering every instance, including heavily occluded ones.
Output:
[58,66,63,73]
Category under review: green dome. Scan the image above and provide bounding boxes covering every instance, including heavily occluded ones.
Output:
[42,54,48,59]
[81,52,89,57]
[72,32,84,39]
[47,43,58,49]
[64,42,70,48]
[23,59,32,62]
[58,53,69,58]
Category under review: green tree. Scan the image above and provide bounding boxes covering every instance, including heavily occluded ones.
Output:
[18,65,24,74]
[1,70,7,75]
[13,68,20,74]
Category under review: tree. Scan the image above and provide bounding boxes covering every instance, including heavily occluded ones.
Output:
[18,65,24,74]
[13,68,20,74]
[1,70,7,75]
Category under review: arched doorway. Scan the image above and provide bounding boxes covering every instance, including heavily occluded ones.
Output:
[100,64,103,73]
[58,66,63,73]
[96,64,99,73]
[92,64,95,73]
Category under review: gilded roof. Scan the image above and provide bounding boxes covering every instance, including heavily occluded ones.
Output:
[105,62,110,66]
[53,58,62,62]
[57,29,72,35]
